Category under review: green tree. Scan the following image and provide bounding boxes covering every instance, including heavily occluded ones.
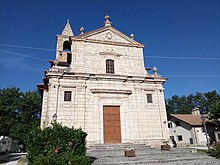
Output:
[0,86,41,147]
[0,87,21,136]
[166,95,180,116]
[204,90,220,120]
[166,95,192,117]
[166,90,220,120]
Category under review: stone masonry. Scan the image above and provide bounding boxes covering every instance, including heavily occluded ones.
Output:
[38,15,169,145]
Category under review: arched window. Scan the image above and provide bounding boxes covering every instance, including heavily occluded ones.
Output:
[63,41,71,51]
[106,59,114,74]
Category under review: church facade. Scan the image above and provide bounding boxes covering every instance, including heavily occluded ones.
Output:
[38,15,169,145]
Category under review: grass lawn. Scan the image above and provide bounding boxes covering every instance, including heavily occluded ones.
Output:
[197,149,209,154]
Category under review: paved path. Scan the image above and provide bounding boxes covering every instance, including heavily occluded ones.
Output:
[0,153,27,165]
[4,160,18,165]
[87,144,220,165]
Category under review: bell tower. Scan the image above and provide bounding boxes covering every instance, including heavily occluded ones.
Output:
[54,20,74,67]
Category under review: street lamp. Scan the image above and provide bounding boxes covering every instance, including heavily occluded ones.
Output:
[201,114,211,152]
[52,113,57,122]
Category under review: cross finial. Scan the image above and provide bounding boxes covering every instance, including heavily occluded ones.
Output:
[104,9,110,15]
[104,9,112,27]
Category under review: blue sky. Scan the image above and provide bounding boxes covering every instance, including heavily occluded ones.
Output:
[0,0,219,98]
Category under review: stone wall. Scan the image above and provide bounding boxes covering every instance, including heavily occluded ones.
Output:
[69,41,146,76]
[41,74,169,145]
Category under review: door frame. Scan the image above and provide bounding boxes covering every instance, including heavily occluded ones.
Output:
[103,105,121,144]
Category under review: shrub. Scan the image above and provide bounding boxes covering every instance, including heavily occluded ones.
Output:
[209,142,220,159]
[32,153,90,165]
[26,122,89,164]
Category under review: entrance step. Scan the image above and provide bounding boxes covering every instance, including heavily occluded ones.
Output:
[88,143,150,151]
[87,147,219,165]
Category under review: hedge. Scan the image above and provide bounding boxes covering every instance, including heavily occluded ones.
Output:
[26,123,90,164]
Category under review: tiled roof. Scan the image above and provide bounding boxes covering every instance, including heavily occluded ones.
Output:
[170,114,206,126]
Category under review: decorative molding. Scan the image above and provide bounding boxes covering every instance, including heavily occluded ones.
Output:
[90,89,132,95]
[72,38,144,48]
[74,26,142,44]
[45,71,167,83]
[99,51,122,57]
[106,32,112,39]
[71,26,145,48]
[61,86,77,88]
[143,89,156,92]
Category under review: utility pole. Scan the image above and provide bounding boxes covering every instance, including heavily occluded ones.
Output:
[201,114,211,152]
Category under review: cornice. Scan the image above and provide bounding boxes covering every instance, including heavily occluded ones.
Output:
[71,26,144,48]
[71,38,144,48]
[45,71,167,84]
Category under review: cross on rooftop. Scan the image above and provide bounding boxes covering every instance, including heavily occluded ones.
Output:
[104,9,110,15]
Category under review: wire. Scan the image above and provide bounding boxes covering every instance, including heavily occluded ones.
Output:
[164,75,220,78]
[0,43,219,61]
[0,43,55,52]
[0,50,48,61]
[1,49,219,78]
[145,55,220,60]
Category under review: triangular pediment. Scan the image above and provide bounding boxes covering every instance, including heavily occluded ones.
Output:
[73,26,144,47]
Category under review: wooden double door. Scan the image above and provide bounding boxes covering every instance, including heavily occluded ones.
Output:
[103,106,121,144]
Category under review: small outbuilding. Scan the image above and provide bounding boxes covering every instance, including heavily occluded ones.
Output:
[168,108,220,146]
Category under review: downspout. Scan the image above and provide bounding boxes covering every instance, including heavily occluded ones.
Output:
[55,83,60,119]
[134,87,140,141]
[84,79,87,130]
[83,41,86,131]
[55,74,64,121]
[156,83,164,142]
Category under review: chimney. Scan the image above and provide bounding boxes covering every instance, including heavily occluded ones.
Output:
[191,107,200,115]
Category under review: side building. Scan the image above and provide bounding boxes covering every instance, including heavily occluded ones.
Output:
[38,15,169,145]
[168,108,220,146]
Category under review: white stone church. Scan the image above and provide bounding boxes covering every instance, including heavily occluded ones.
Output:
[38,15,169,145]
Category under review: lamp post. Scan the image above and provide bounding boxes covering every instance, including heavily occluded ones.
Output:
[52,113,57,122]
[201,114,211,152]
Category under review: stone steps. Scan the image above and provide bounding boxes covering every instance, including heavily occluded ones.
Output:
[88,143,150,151]
[86,144,219,165]
[93,157,213,165]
